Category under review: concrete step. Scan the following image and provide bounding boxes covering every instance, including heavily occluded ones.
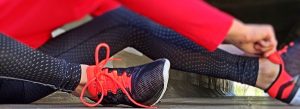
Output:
[1,96,295,109]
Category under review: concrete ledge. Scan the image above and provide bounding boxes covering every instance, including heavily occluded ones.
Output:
[1,96,295,109]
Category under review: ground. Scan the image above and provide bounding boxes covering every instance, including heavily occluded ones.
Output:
[0,92,296,109]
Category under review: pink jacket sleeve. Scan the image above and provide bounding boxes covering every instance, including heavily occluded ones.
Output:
[118,0,233,51]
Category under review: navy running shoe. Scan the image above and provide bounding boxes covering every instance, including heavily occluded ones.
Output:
[281,38,300,77]
[80,43,170,108]
[266,40,300,105]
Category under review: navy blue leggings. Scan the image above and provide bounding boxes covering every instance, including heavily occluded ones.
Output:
[0,7,258,103]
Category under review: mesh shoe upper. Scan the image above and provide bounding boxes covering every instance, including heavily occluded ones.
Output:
[80,43,170,107]
[266,41,300,105]
[129,59,166,105]
[281,39,300,77]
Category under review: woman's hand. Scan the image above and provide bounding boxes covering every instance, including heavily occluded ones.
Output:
[225,19,277,57]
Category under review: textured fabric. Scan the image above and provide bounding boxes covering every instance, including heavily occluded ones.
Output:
[0,79,55,104]
[41,7,259,85]
[119,0,233,51]
[95,59,166,106]
[0,34,81,92]
[129,59,165,105]
[0,0,232,51]
[282,38,300,76]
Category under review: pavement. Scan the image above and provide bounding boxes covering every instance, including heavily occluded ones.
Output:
[0,93,296,109]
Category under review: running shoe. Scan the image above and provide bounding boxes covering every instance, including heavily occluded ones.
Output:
[80,43,170,108]
[266,41,300,105]
[281,38,300,77]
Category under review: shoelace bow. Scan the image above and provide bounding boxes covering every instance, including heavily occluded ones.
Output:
[266,41,298,92]
[79,43,154,108]
[278,42,294,55]
[268,42,295,64]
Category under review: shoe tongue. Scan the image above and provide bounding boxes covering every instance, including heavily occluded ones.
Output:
[268,52,283,64]
[86,66,99,98]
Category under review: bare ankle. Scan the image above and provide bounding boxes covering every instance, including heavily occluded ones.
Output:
[256,58,280,90]
[73,64,89,97]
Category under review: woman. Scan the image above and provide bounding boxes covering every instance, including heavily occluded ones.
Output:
[0,0,300,107]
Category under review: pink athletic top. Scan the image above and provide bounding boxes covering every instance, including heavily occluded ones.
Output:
[0,0,233,51]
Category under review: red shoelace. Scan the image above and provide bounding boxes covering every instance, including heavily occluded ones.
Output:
[79,43,154,108]
[268,42,294,64]
[266,41,296,99]
[278,42,294,55]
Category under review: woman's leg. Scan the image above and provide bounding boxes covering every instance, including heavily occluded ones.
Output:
[0,34,82,92]
[0,31,169,106]
[0,34,82,103]
[110,7,300,104]
[18,7,293,104]
[0,9,137,103]
[40,7,260,86]
[70,7,300,104]
[0,79,56,103]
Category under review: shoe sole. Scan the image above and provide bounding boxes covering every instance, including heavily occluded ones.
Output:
[152,59,170,105]
[289,76,300,105]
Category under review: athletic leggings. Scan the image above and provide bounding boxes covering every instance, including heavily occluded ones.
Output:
[0,7,259,103]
